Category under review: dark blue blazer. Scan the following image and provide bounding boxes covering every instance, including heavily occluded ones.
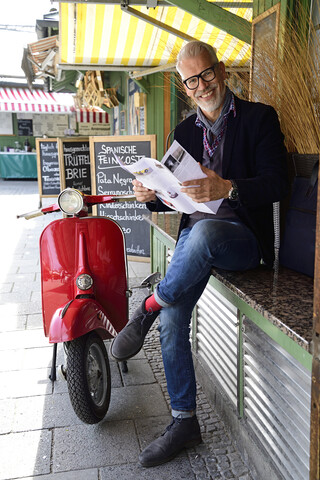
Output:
[147,96,289,266]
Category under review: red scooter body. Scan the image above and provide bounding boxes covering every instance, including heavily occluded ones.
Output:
[19,188,160,424]
[40,216,128,343]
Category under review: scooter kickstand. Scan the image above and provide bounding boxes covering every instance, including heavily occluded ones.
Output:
[49,343,58,382]
[121,360,128,373]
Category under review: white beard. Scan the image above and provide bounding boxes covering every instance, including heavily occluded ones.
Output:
[195,85,226,114]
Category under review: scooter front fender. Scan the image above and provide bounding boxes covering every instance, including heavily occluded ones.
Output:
[48,298,118,343]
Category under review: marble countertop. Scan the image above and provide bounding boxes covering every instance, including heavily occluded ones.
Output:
[148,214,314,352]
[212,266,314,352]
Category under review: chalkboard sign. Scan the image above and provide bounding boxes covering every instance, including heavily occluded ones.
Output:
[36,138,60,197]
[18,119,33,136]
[58,138,91,194]
[90,135,156,258]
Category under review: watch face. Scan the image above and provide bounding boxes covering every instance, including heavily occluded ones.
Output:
[229,186,239,201]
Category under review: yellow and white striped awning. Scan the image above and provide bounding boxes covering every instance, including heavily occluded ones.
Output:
[59,1,252,72]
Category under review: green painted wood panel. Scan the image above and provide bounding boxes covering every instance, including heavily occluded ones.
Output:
[146,73,165,160]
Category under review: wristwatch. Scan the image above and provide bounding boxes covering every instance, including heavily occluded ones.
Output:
[228,180,239,201]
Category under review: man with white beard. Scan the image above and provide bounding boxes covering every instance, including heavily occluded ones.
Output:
[111,40,289,467]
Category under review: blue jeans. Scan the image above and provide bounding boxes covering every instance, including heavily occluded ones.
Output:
[155,219,260,412]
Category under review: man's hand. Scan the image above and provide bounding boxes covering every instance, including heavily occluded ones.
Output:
[132,179,157,203]
[180,164,232,202]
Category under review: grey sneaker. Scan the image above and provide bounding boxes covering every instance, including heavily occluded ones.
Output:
[110,295,160,361]
[139,415,202,467]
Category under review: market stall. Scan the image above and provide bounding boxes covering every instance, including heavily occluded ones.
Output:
[0,152,37,179]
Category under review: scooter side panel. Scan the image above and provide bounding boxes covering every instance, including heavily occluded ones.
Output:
[40,217,128,337]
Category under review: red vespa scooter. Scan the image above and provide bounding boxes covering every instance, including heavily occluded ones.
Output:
[18,188,160,424]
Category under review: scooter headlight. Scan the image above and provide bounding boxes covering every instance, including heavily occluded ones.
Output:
[76,274,93,290]
[58,189,84,215]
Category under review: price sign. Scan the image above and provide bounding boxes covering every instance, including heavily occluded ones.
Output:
[17,119,33,136]
[91,135,156,258]
[58,138,91,194]
[36,138,60,197]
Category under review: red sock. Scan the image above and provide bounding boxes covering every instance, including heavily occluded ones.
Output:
[145,294,162,312]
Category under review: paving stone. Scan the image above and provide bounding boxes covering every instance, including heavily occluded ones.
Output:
[196,473,215,480]
[127,260,151,279]
[0,348,24,371]
[206,463,219,476]
[228,452,243,463]
[121,358,155,386]
[110,357,123,388]
[50,393,84,427]
[21,346,54,369]
[0,282,12,293]
[100,457,196,479]
[0,264,19,276]
[10,253,24,260]
[231,462,250,477]
[0,290,32,303]
[16,257,39,266]
[31,290,42,302]
[23,248,40,257]
[12,281,40,293]
[0,313,26,333]
[18,264,41,274]
[52,421,139,471]
[23,469,99,480]
[0,328,46,350]
[2,272,36,284]
[26,313,44,329]
[213,448,228,455]
[189,453,207,473]
[105,384,169,422]
[12,392,82,431]
[52,375,69,394]
[0,299,42,316]
[0,429,52,480]
[0,367,52,399]
[223,470,236,479]
[12,394,53,432]
[0,399,14,434]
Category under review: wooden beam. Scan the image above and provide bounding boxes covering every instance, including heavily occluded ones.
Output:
[122,6,196,42]
[166,0,252,44]
[310,155,320,479]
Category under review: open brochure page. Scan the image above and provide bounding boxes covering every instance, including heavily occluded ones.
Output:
[115,140,223,215]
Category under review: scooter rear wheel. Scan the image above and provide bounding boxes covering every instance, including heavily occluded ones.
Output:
[66,332,111,424]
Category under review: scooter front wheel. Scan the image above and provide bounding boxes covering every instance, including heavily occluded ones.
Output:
[66,332,111,424]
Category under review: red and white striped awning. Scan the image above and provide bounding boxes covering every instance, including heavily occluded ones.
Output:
[0,88,75,114]
[75,109,109,123]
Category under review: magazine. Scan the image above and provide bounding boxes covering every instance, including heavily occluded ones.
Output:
[114,140,223,215]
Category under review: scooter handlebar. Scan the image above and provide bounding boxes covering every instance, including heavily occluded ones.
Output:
[17,203,60,220]
[17,193,137,220]
[17,210,44,220]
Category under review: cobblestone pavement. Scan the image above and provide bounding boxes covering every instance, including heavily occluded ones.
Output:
[0,179,253,480]
[143,322,253,480]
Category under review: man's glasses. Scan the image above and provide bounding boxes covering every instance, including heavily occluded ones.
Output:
[182,64,219,90]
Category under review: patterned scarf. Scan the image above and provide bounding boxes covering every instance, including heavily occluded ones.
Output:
[195,87,236,158]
